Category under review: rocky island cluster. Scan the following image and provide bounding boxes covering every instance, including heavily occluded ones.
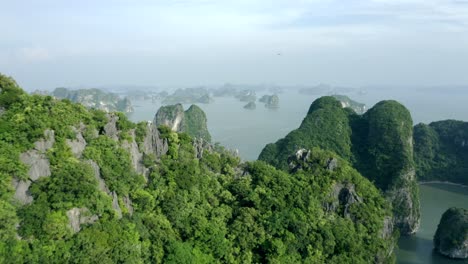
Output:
[1,73,396,263]
[51,87,134,113]
[0,73,467,262]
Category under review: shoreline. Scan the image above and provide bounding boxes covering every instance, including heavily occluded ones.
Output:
[418,181,468,188]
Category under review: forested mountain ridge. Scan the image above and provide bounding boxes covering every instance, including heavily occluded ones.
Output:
[0,74,396,263]
[259,96,420,235]
[414,120,468,185]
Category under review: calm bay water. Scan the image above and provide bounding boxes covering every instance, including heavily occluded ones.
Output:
[396,183,468,264]
[128,88,468,263]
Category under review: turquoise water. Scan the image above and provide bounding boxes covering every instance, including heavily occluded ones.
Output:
[128,89,468,263]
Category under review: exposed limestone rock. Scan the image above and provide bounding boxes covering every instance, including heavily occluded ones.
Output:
[104,113,119,140]
[34,129,55,152]
[112,191,122,219]
[142,123,168,158]
[325,183,363,219]
[0,107,4,116]
[387,169,420,235]
[85,160,110,194]
[154,104,185,131]
[326,158,338,171]
[381,216,394,239]
[121,129,146,175]
[154,104,212,142]
[193,138,213,159]
[12,178,33,205]
[66,125,87,158]
[66,207,98,233]
[20,150,51,181]
[288,149,339,173]
[123,195,134,216]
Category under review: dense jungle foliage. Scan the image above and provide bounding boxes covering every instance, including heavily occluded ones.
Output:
[0,74,396,263]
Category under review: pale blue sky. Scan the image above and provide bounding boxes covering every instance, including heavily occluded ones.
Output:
[1,0,468,90]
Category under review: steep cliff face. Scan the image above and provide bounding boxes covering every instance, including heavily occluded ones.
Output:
[154,104,211,142]
[434,207,468,259]
[414,120,468,185]
[259,96,420,235]
[358,101,420,234]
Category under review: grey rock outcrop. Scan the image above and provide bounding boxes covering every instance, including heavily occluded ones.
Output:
[154,104,185,132]
[112,191,122,219]
[85,160,109,194]
[66,124,87,158]
[325,183,363,219]
[66,207,99,233]
[154,104,212,142]
[19,129,55,181]
[193,138,213,159]
[104,113,119,140]
[141,123,168,158]
[434,207,468,259]
[123,195,134,216]
[121,129,147,175]
[12,178,33,205]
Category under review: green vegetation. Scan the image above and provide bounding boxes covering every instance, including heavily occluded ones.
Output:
[155,104,212,142]
[433,207,468,259]
[259,96,420,235]
[0,75,396,263]
[414,120,468,185]
[182,105,211,142]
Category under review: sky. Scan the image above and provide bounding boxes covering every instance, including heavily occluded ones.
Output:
[1,0,468,90]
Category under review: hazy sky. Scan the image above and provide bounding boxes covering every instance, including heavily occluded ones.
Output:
[1,0,468,90]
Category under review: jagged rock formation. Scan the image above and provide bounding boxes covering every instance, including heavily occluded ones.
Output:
[332,94,366,114]
[243,101,256,110]
[104,113,119,140]
[154,104,211,142]
[12,178,33,205]
[259,94,279,109]
[66,124,87,158]
[414,120,468,185]
[14,130,56,204]
[52,87,134,113]
[434,207,468,259]
[259,96,420,235]
[66,207,98,233]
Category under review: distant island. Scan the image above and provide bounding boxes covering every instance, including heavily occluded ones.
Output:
[51,87,134,113]
[259,94,280,109]
[162,87,213,105]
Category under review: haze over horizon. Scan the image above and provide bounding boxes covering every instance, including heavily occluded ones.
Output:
[1,0,468,90]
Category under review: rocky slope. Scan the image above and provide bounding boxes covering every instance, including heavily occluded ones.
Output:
[0,74,397,263]
[259,96,420,235]
[154,104,212,142]
[434,207,468,259]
